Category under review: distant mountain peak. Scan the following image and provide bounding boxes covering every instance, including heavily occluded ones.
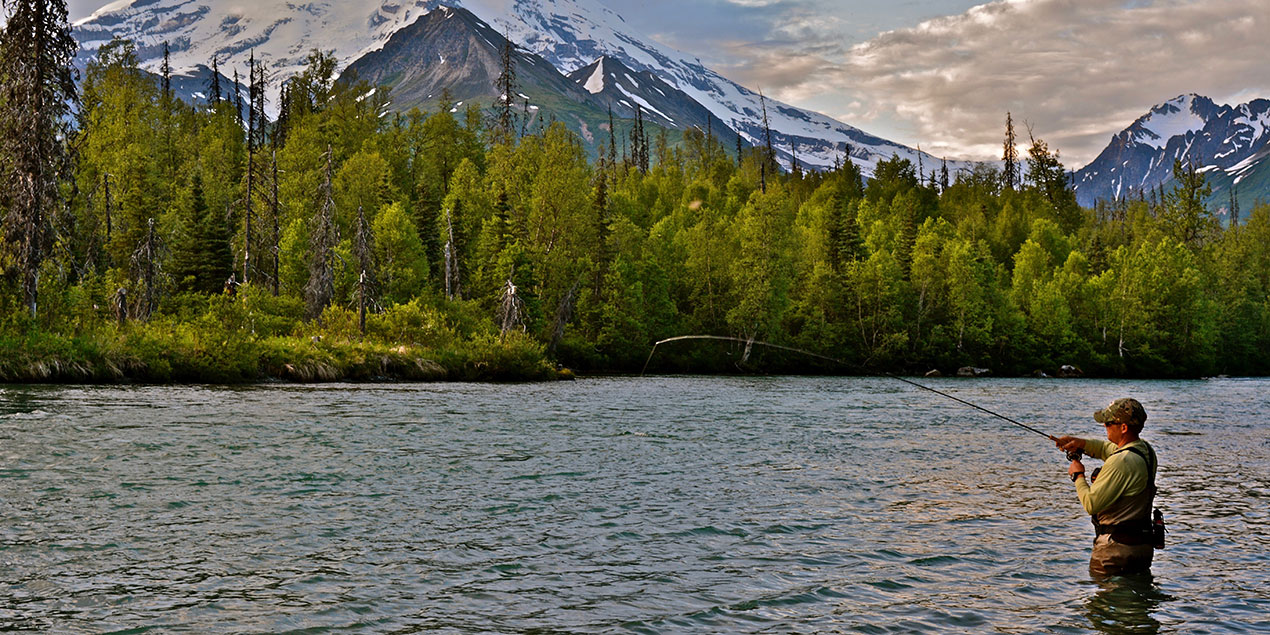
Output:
[1075,93,1270,211]
[1125,93,1217,150]
[72,0,975,177]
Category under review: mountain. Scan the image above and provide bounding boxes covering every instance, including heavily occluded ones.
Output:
[72,0,438,92]
[71,0,970,178]
[1074,94,1270,213]
[342,6,592,116]
[566,55,719,133]
[451,0,971,176]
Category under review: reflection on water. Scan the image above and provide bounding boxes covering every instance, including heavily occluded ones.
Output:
[1,377,1268,632]
[1084,573,1174,634]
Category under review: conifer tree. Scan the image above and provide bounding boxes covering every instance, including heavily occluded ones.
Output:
[591,157,610,301]
[160,41,172,105]
[102,173,114,253]
[242,53,257,284]
[633,105,649,174]
[1002,112,1019,190]
[251,54,268,149]
[306,148,338,320]
[759,90,774,193]
[209,56,222,105]
[494,30,518,143]
[607,105,617,178]
[233,67,243,126]
[0,0,78,317]
[172,172,214,292]
[1162,159,1214,245]
[270,149,280,295]
[1230,186,1240,227]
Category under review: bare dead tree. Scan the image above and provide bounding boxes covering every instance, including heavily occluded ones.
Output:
[352,205,377,334]
[305,147,337,321]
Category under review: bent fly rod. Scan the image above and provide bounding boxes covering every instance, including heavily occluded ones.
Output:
[642,335,1075,457]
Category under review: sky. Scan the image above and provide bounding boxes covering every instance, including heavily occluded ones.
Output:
[64,0,1270,166]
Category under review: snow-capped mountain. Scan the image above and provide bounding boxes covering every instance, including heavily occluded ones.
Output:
[73,0,438,93]
[452,0,969,176]
[71,0,969,176]
[342,6,591,116]
[565,55,718,132]
[1074,94,1270,211]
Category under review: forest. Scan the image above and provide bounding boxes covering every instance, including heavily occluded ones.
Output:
[2,4,1269,382]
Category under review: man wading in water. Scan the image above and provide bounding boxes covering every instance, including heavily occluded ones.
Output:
[1054,398,1159,577]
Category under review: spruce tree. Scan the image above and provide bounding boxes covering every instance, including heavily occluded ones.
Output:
[243,53,256,284]
[171,172,207,292]
[494,30,518,143]
[591,158,610,301]
[607,105,617,178]
[160,41,172,105]
[0,0,78,317]
[1229,186,1240,227]
[759,90,774,193]
[306,148,338,320]
[1002,112,1019,190]
[209,56,222,105]
[232,67,243,127]
[270,149,280,295]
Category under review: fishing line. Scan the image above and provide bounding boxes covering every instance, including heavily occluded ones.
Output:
[641,335,1060,442]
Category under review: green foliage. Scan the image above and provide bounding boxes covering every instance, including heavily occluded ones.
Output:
[373,202,428,304]
[5,35,1267,381]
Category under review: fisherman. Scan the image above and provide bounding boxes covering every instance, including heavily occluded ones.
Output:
[1054,398,1159,577]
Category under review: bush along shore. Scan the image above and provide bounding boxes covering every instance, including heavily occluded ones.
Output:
[6,36,1270,380]
[0,286,559,384]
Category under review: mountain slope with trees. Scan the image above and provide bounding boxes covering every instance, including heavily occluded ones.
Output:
[3,1,1270,382]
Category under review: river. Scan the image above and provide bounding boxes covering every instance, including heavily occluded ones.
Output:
[2,377,1267,633]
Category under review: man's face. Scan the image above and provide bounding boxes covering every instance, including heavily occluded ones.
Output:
[1104,420,1127,445]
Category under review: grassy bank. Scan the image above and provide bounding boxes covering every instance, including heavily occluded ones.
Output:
[0,288,559,384]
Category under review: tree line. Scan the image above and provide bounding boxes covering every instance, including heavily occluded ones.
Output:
[2,1,1268,379]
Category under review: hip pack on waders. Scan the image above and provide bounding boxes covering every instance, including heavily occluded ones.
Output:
[1091,444,1167,549]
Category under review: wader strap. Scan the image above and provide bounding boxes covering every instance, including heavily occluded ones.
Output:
[1117,444,1157,495]
[1091,443,1157,536]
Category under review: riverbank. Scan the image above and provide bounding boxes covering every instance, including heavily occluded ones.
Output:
[0,329,559,384]
[0,291,560,384]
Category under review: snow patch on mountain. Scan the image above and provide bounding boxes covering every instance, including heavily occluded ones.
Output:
[583,58,605,94]
[1132,94,1208,149]
[74,0,440,98]
[73,0,974,176]
[1075,94,1270,208]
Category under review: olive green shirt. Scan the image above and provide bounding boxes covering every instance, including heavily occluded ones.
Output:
[1073,438,1153,516]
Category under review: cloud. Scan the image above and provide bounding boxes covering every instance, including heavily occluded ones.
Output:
[818,0,1270,164]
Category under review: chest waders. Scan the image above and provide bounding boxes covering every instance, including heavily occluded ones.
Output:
[1091,444,1164,548]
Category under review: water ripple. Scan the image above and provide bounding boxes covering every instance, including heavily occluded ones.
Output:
[1,378,1267,632]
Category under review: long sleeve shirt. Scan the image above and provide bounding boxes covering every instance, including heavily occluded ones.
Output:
[1073,438,1152,516]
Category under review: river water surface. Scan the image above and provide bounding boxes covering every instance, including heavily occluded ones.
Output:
[2,377,1268,633]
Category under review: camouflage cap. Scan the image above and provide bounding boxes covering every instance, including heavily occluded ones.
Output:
[1094,398,1147,426]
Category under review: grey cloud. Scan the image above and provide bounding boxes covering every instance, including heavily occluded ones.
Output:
[830,0,1270,164]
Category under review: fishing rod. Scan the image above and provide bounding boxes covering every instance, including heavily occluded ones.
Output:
[642,335,1078,458]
